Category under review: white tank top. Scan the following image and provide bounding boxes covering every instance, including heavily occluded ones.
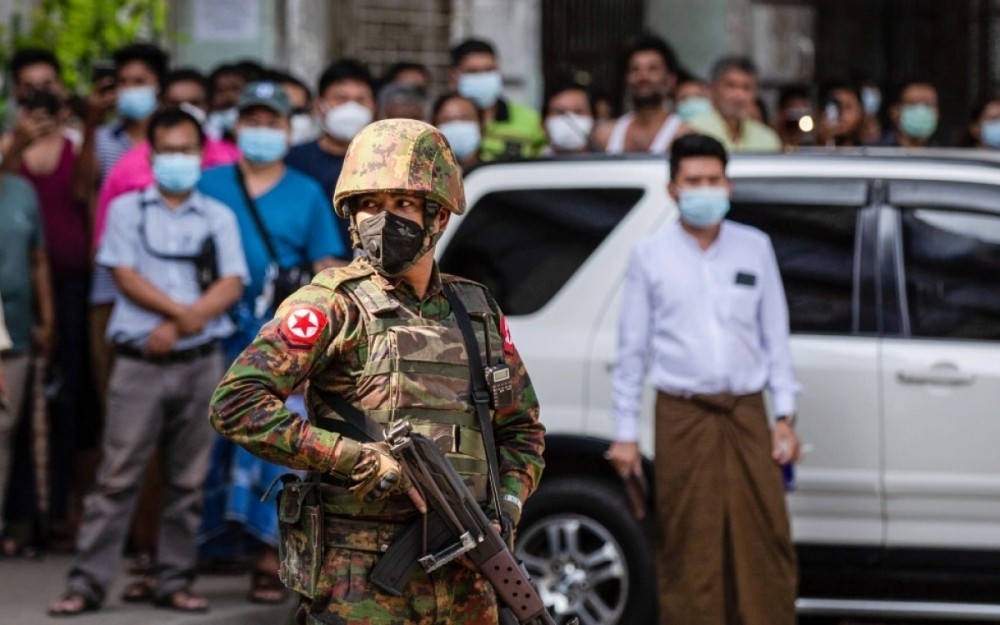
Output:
[605,112,683,154]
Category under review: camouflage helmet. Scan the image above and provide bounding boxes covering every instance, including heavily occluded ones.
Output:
[333,119,466,218]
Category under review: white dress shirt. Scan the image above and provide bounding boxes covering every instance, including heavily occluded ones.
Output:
[611,220,800,441]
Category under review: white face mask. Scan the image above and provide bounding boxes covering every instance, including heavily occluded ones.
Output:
[290,113,318,145]
[438,120,481,159]
[322,101,373,142]
[545,113,594,152]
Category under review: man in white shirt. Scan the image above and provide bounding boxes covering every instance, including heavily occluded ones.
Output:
[607,133,800,625]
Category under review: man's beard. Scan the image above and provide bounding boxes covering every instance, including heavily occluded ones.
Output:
[631,92,664,110]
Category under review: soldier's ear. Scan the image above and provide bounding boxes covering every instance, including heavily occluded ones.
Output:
[436,207,451,232]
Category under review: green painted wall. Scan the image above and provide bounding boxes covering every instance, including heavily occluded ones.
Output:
[169,0,277,71]
[647,0,730,80]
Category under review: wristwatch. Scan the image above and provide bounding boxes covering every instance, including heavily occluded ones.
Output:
[775,414,797,427]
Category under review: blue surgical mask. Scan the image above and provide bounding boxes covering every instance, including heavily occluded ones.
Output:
[677,187,730,228]
[152,153,202,193]
[438,120,481,159]
[117,86,157,120]
[676,97,713,122]
[861,87,881,116]
[238,126,289,163]
[982,119,1000,149]
[900,104,938,140]
[457,71,503,109]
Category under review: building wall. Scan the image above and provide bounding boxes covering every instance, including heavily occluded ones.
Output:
[169,0,278,72]
[328,0,453,92]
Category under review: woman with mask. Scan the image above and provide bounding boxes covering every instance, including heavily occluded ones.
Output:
[880,80,940,148]
[432,93,483,171]
[196,82,345,605]
[541,81,596,155]
[285,60,376,259]
[957,97,1000,149]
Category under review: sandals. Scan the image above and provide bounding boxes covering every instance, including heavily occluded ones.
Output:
[47,592,100,617]
[152,588,210,613]
[248,569,289,604]
[121,578,155,604]
[1,536,39,559]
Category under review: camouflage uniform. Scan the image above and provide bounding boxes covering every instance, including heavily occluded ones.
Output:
[209,120,545,625]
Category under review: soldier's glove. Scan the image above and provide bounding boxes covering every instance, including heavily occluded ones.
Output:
[498,512,516,551]
[346,442,413,504]
[499,495,522,550]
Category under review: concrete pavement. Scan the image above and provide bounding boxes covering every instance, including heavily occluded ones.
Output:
[0,554,294,625]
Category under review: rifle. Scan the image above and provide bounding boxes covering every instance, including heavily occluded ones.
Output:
[371,420,576,625]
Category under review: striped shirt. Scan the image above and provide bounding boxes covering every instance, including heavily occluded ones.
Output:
[90,121,135,305]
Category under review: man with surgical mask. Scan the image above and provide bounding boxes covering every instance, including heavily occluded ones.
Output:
[608,133,800,625]
[80,42,170,462]
[541,81,595,155]
[448,38,546,161]
[286,59,375,259]
[196,82,345,604]
[49,107,248,616]
[881,80,939,148]
[689,56,781,152]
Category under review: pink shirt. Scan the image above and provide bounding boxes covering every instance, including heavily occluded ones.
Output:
[94,137,241,244]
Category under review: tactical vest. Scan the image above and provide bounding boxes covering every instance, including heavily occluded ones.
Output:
[309,270,504,518]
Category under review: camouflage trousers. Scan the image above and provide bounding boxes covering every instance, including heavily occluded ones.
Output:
[293,516,499,625]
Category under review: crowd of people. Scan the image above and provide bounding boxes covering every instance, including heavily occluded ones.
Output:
[0,28,991,615]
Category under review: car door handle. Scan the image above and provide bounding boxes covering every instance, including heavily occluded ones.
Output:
[896,369,976,386]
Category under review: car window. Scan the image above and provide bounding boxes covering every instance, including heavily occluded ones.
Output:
[729,181,863,334]
[900,207,1000,340]
[439,188,644,315]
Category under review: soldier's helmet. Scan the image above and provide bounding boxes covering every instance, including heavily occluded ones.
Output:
[333,119,466,218]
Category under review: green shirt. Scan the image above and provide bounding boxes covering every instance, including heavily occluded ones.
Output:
[480,99,547,161]
[689,109,782,152]
[0,173,43,353]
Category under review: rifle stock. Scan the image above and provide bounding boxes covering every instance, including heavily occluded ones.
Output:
[382,421,576,625]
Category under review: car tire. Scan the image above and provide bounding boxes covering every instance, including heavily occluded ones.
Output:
[516,475,656,625]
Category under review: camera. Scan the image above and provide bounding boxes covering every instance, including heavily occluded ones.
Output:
[20,89,61,116]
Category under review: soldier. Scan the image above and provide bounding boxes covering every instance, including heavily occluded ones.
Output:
[208,118,546,623]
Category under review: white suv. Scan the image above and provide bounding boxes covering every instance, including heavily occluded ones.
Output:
[437,150,1000,625]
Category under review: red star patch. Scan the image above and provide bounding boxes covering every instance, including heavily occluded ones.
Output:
[279,305,328,347]
[500,315,515,354]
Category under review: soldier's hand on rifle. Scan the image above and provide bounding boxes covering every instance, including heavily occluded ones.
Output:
[348,442,426,511]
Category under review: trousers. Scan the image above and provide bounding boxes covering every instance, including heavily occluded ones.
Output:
[293,515,498,624]
[67,350,222,602]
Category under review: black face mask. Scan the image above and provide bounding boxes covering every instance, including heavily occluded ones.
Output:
[357,211,427,276]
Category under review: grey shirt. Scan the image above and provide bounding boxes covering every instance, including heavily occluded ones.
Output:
[97,186,249,350]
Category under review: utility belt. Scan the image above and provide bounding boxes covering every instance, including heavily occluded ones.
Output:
[273,474,464,599]
[114,341,217,365]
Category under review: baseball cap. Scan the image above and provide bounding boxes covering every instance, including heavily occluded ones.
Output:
[237,81,291,116]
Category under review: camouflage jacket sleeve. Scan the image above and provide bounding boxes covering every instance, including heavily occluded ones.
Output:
[208,284,347,472]
[488,296,546,517]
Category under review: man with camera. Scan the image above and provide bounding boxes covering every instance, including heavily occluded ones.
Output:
[49,107,248,616]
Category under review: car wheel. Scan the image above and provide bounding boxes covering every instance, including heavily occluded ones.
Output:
[516,475,656,625]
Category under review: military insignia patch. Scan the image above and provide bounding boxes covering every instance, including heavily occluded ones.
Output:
[500,315,515,354]
[279,306,328,347]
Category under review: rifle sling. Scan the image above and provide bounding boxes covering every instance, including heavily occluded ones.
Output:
[311,387,385,443]
[442,283,504,521]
